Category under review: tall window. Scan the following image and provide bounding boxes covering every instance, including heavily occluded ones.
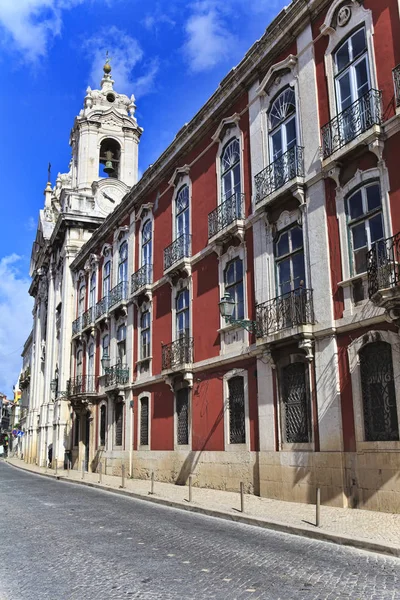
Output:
[89,272,96,308]
[176,289,189,339]
[102,334,109,374]
[76,348,83,377]
[281,362,311,443]
[176,388,189,445]
[142,220,152,272]
[100,404,106,446]
[78,283,85,317]
[74,414,80,447]
[228,376,245,444]
[347,183,384,275]
[275,225,305,296]
[140,311,151,360]
[269,88,297,164]
[140,397,149,446]
[360,342,399,442]
[224,258,244,320]
[115,401,123,446]
[118,241,128,283]
[221,138,241,203]
[103,261,111,297]
[176,185,190,254]
[87,343,94,391]
[335,28,369,116]
[117,324,126,364]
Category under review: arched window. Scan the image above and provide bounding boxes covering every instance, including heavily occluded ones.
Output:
[89,272,96,309]
[99,138,121,179]
[335,28,369,115]
[176,289,190,339]
[281,361,311,443]
[117,324,126,364]
[103,261,111,297]
[99,404,107,447]
[228,376,245,444]
[275,225,305,296]
[175,186,190,254]
[76,348,83,377]
[141,219,152,281]
[140,311,151,360]
[360,342,399,441]
[101,334,109,374]
[269,87,297,164]
[221,138,241,204]
[224,258,244,320]
[78,283,86,317]
[87,342,94,376]
[118,241,128,283]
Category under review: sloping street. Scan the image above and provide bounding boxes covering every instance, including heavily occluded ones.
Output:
[0,462,399,600]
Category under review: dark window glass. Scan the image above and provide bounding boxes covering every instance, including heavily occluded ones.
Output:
[281,362,311,443]
[100,405,106,446]
[176,388,189,445]
[140,398,149,446]
[228,376,245,444]
[224,258,244,319]
[115,402,123,446]
[74,414,80,447]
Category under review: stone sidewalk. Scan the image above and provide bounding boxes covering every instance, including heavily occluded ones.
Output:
[5,457,400,558]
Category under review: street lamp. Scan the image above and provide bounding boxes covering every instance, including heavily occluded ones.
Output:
[101,350,111,373]
[218,292,259,335]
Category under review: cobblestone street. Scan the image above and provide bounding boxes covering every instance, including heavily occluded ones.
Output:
[1,462,400,600]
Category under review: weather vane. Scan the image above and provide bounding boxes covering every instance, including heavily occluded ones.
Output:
[48,162,51,183]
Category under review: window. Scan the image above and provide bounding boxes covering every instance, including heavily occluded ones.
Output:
[176,289,190,339]
[221,138,241,203]
[141,220,152,271]
[115,401,123,446]
[335,28,369,114]
[117,324,126,364]
[176,388,189,445]
[281,362,311,443]
[347,183,384,275]
[118,241,128,283]
[360,342,399,442]
[140,311,151,360]
[74,414,80,447]
[175,186,190,254]
[88,342,94,377]
[269,88,297,163]
[78,283,85,317]
[89,272,96,308]
[76,348,83,377]
[228,376,245,444]
[140,397,149,446]
[100,404,106,446]
[224,258,244,320]
[275,225,305,295]
[101,334,109,374]
[103,261,111,297]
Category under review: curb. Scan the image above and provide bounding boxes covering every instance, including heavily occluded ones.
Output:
[5,460,400,559]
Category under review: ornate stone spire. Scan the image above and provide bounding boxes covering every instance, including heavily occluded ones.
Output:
[101,52,114,93]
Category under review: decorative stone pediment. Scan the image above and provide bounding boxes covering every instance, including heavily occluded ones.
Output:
[320,0,361,36]
[136,203,154,222]
[113,225,129,242]
[212,114,241,143]
[101,243,112,258]
[257,55,298,97]
[168,165,191,188]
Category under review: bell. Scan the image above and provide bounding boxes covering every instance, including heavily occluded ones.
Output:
[103,160,115,175]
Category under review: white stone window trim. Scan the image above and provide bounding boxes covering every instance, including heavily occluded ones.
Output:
[218,244,249,332]
[136,301,152,378]
[100,332,110,375]
[170,170,192,242]
[174,385,192,450]
[172,278,192,342]
[112,226,129,287]
[214,121,244,207]
[113,396,125,449]
[139,212,154,271]
[98,135,124,180]
[321,1,378,122]
[137,391,151,450]
[276,353,315,451]
[348,330,400,450]
[223,368,250,451]
[86,336,96,378]
[98,400,108,448]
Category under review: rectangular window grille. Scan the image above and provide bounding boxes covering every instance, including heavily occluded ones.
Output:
[115,402,123,446]
[360,341,399,441]
[176,388,189,445]
[74,414,80,447]
[140,397,149,446]
[228,376,245,444]
[281,362,311,443]
[100,405,106,446]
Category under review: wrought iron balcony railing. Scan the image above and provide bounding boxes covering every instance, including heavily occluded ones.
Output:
[256,288,314,337]
[82,307,94,329]
[162,336,194,370]
[96,295,108,320]
[72,316,81,336]
[68,375,97,396]
[104,364,130,388]
[393,65,400,107]
[321,89,382,159]
[131,264,153,295]
[164,234,192,272]
[108,281,128,310]
[254,146,304,205]
[208,192,245,239]
[367,233,400,298]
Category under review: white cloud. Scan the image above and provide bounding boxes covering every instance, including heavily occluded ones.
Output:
[142,13,175,32]
[0,255,33,397]
[25,216,36,231]
[84,26,159,98]
[0,0,84,61]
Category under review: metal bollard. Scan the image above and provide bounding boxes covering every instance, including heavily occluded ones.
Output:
[150,471,154,495]
[67,461,70,477]
[121,464,125,489]
[316,487,321,527]
[98,462,102,484]
[81,460,85,480]
[240,481,245,513]
[188,475,193,503]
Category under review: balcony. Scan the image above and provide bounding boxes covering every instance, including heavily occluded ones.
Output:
[162,336,194,371]
[163,234,191,275]
[72,316,81,337]
[367,233,400,316]
[82,306,94,330]
[256,288,314,339]
[321,89,382,160]
[104,364,130,389]
[131,264,153,296]
[68,375,97,397]
[254,146,304,208]
[95,295,108,321]
[108,281,128,312]
[393,65,400,108]
[208,192,245,242]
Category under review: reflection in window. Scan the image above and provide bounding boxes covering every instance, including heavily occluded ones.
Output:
[118,241,128,283]
[269,88,297,163]
[176,289,190,338]
[221,138,241,202]
[224,258,244,320]
[141,311,151,360]
[275,225,305,296]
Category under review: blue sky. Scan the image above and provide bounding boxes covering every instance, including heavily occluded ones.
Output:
[0,0,287,396]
